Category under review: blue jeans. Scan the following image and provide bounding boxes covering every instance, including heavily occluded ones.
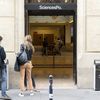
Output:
[1,65,7,96]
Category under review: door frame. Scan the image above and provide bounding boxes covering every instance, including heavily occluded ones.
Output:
[25,3,77,84]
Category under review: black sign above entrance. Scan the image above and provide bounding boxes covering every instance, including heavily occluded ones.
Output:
[25,3,77,11]
[39,5,62,10]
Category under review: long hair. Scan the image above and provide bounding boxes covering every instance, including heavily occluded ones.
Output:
[24,35,35,52]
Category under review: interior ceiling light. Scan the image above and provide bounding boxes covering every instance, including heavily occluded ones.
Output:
[68,16,73,23]
[69,20,73,23]
[65,0,68,2]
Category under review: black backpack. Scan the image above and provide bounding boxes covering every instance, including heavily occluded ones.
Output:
[0,47,2,67]
[0,46,6,68]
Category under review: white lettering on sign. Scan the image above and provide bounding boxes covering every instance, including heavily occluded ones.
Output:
[39,5,62,10]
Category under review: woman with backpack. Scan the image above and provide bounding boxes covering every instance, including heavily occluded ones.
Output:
[19,35,35,97]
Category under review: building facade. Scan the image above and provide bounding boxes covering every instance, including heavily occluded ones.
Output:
[0,0,100,89]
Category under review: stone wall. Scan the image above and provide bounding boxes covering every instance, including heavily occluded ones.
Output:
[77,0,100,89]
[0,0,24,89]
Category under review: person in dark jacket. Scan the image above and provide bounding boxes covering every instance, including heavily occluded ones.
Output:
[0,36,10,99]
[42,37,48,55]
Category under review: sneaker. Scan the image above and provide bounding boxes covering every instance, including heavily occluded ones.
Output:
[1,94,11,99]
[29,91,35,96]
[34,89,40,92]
[19,93,24,97]
[1,96,7,99]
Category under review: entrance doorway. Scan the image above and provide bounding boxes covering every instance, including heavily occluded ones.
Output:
[25,3,77,89]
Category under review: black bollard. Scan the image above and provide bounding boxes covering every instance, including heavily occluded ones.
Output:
[49,75,53,100]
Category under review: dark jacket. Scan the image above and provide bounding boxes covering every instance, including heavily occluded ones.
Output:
[0,46,6,68]
[43,39,48,47]
[20,44,33,61]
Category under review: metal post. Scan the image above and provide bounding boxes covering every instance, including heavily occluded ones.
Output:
[49,75,53,100]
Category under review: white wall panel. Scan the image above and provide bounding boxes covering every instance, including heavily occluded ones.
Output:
[0,0,14,16]
[0,18,15,51]
[87,0,100,15]
[86,17,100,51]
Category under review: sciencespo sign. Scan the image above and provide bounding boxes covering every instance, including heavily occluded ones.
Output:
[39,5,62,10]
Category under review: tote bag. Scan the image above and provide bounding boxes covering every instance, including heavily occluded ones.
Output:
[17,49,28,65]
[14,57,20,72]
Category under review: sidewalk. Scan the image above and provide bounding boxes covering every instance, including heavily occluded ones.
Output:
[1,89,100,100]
